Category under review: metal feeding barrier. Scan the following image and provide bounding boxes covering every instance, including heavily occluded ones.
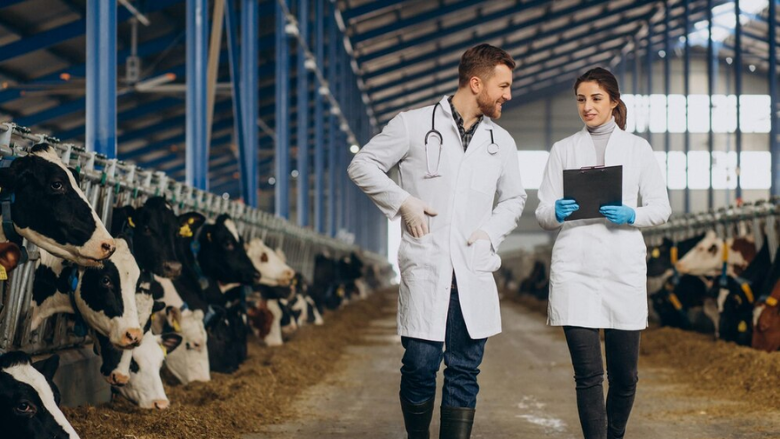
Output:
[0,122,392,355]
[642,199,780,263]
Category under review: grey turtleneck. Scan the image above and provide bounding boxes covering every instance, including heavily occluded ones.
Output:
[586,116,616,166]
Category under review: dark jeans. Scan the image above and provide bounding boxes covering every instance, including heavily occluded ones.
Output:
[400,281,487,409]
[563,326,641,439]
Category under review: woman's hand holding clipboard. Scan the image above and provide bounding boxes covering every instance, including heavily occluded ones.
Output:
[562,165,623,221]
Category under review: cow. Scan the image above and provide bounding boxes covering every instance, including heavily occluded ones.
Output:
[246,238,294,287]
[0,351,80,438]
[172,212,258,373]
[518,260,549,300]
[0,144,115,267]
[30,238,143,352]
[107,331,182,409]
[675,230,757,277]
[111,197,183,279]
[752,246,780,352]
[151,275,210,384]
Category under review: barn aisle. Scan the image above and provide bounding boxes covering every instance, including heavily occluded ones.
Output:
[245,289,780,439]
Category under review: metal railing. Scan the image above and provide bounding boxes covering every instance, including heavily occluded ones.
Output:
[0,122,392,355]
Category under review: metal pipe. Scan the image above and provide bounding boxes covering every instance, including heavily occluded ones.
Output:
[664,0,670,190]
[86,0,117,159]
[276,0,290,218]
[241,0,258,207]
[735,0,742,201]
[768,1,780,195]
[684,0,691,213]
[328,2,338,237]
[186,0,209,190]
[297,0,309,226]
[707,0,714,209]
[315,0,325,233]
[646,18,653,142]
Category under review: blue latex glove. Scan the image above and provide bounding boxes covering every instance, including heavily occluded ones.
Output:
[599,205,636,225]
[555,199,579,223]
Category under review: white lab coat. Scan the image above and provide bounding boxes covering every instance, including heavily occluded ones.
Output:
[535,126,671,330]
[348,96,526,341]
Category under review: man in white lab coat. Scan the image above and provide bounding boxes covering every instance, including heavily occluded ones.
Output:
[348,44,526,439]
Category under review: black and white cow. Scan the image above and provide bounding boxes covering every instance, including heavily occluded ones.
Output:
[30,238,143,353]
[0,351,80,438]
[111,197,183,279]
[172,213,258,373]
[0,144,115,267]
[152,275,210,384]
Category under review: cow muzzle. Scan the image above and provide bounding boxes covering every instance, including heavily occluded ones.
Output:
[162,261,182,278]
[117,328,143,349]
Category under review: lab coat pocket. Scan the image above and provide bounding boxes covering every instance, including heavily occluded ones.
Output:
[470,239,501,272]
[398,232,435,281]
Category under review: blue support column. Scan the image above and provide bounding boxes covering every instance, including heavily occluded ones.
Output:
[276,0,290,218]
[735,0,742,201]
[327,6,338,237]
[86,0,116,158]
[240,0,259,207]
[225,0,245,195]
[296,0,309,226]
[314,0,325,233]
[684,0,691,212]
[771,0,779,195]
[186,0,209,190]
[707,0,714,208]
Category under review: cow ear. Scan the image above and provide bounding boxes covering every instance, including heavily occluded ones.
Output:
[152,300,166,314]
[68,167,82,185]
[165,306,183,329]
[111,205,136,236]
[177,212,206,238]
[159,333,183,354]
[32,354,60,381]
[0,242,22,274]
[0,164,16,192]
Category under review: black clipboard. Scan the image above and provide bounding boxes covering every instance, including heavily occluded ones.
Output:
[562,165,622,221]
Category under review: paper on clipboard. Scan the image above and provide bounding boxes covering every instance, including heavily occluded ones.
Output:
[562,165,622,221]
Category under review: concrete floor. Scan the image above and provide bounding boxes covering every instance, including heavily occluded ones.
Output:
[245,297,780,439]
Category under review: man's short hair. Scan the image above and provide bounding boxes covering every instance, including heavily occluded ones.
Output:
[458,44,516,88]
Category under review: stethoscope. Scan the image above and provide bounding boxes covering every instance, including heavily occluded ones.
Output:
[424,103,499,179]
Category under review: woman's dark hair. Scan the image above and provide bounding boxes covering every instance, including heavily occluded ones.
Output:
[574,67,627,130]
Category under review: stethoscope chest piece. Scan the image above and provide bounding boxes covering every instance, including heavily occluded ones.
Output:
[486,129,499,155]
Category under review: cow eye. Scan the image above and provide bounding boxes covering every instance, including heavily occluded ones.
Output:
[14,400,36,416]
[101,275,112,286]
[707,244,718,255]
[50,180,65,192]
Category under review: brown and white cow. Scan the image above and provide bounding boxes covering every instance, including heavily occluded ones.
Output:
[0,144,115,267]
[675,230,757,277]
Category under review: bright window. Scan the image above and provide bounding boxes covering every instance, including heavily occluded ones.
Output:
[687,151,711,189]
[712,151,738,189]
[740,151,771,189]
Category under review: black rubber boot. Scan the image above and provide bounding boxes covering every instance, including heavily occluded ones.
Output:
[439,406,475,439]
[400,394,434,439]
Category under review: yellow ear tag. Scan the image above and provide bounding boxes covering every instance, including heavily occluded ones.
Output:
[188,217,195,225]
[767,297,778,307]
[160,344,168,358]
[172,320,182,332]
[127,217,136,228]
[0,264,8,281]
[179,223,193,238]
[651,248,660,258]
[738,321,748,333]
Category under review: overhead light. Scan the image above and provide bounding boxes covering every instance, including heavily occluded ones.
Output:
[222,192,230,200]
[135,72,176,91]
[340,122,349,132]
[305,56,317,71]
[285,22,299,37]
[749,64,756,72]
[331,106,341,116]
[318,86,329,96]
[658,50,666,58]
[350,144,359,154]
[268,177,276,185]
[291,170,299,178]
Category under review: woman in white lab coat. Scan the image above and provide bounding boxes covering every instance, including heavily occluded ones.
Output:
[535,67,671,439]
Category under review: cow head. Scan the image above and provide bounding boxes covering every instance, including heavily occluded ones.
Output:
[114,331,182,410]
[246,238,295,286]
[0,352,80,438]
[197,214,259,286]
[111,197,182,279]
[158,307,210,384]
[0,144,115,267]
[74,238,142,349]
[676,231,754,276]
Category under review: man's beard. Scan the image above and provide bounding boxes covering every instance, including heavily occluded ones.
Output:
[477,90,502,119]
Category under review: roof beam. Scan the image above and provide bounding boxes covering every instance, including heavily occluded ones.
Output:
[341,0,409,22]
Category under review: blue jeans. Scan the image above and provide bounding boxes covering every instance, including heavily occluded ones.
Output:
[400,280,487,408]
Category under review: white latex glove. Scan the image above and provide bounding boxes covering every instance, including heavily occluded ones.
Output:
[399,196,438,238]
[467,229,490,245]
